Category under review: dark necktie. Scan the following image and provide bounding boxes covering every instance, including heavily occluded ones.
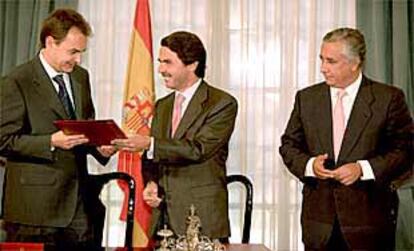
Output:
[53,74,76,119]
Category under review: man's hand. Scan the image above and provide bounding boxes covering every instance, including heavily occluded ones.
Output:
[143,181,162,208]
[51,130,89,150]
[111,134,151,152]
[313,153,335,179]
[97,145,117,157]
[332,162,362,186]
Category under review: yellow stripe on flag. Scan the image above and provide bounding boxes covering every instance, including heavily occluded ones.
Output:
[118,0,154,247]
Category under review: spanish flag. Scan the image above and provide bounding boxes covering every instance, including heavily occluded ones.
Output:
[117,0,154,247]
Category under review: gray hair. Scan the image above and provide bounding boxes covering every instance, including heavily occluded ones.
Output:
[323,27,366,68]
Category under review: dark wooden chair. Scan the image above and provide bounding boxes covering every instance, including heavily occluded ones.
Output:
[227,174,253,244]
[91,172,136,248]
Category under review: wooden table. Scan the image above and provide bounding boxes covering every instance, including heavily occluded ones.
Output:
[225,244,271,251]
[0,243,271,251]
[105,244,271,251]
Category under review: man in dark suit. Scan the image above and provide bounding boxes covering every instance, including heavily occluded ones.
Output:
[0,9,115,250]
[279,27,413,251]
[112,31,238,240]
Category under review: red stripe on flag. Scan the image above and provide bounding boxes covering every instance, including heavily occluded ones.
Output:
[117,0,154,247]
[134,0,153,56]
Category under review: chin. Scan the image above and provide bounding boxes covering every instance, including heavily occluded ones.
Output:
[164,82,175,90]
[62,64,76,73]
[325,81,335,86]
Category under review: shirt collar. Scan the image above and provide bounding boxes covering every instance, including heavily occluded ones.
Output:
[175,78,202,101]
[330,72,362,97]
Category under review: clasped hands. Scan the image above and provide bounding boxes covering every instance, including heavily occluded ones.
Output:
[313,153,362,186]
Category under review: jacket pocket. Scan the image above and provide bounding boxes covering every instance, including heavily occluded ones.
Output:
[19,168,57,185]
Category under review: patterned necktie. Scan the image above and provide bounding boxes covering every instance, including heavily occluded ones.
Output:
[171,94,185,137]
[53,74,76,119]
[333,89,347,160]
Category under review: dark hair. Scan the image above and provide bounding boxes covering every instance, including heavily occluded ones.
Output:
[40,8,91,48]
[323,27,366,69]
[161,31,206,78]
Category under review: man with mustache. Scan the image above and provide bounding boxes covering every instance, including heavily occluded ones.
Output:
[0,9,116,250]
[112,31,238,241]
[279,27,413,251]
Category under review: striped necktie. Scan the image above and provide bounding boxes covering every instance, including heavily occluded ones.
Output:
[53,74,76,119]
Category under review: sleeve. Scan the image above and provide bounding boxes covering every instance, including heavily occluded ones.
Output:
[279,91,312,182]
[141,151,160,184]
[367,89,413,185]
[0,76,54,161]
[141,101,161,184]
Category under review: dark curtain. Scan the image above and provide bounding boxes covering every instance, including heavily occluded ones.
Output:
[0,0,79,76]
[357,1,414,250]
[357,0,414,111]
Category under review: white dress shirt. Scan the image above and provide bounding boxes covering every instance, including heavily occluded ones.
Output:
[305,73,375,180]
[146,78,203,159]
[39,50,75,107]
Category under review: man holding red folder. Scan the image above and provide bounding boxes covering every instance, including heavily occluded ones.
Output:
[0,9,115,250]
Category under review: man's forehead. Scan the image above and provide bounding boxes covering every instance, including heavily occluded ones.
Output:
[158,47,179,60]
[159,46,174,55]
[320,42,345,56]
[58,40,87,52]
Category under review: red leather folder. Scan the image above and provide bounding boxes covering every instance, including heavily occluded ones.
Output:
[0,242,44,250]
[53,119,126,146]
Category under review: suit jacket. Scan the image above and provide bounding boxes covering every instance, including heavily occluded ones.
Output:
[142,81,238,239]
[279,76,413,250]
[0,56,108,227]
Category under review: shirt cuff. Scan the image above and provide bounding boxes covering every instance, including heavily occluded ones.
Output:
[304,157,316,177]
[146,137,154,159]
[358,160,375,180]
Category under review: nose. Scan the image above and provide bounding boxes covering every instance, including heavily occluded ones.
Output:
[158,63,164,74]
[320,61,328,74]
[74,53,82,65]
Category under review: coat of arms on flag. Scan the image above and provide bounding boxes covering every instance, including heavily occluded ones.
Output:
[117,0,154,247]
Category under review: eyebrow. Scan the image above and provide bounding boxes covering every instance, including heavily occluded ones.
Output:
[158,58,171,63]
[70,48,87,53]
[319,55,336,61]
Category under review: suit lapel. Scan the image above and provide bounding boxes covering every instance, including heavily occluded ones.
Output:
[157,93,175,138]
[339,77,373,160]
[31,57,69,119]
[173,82,207,139]
[69,73,83,119]
[314,85,335,157]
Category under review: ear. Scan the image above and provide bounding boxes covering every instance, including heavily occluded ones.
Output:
[351,59,360,72]
[45,36,55,48]
[188,61,199,72]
